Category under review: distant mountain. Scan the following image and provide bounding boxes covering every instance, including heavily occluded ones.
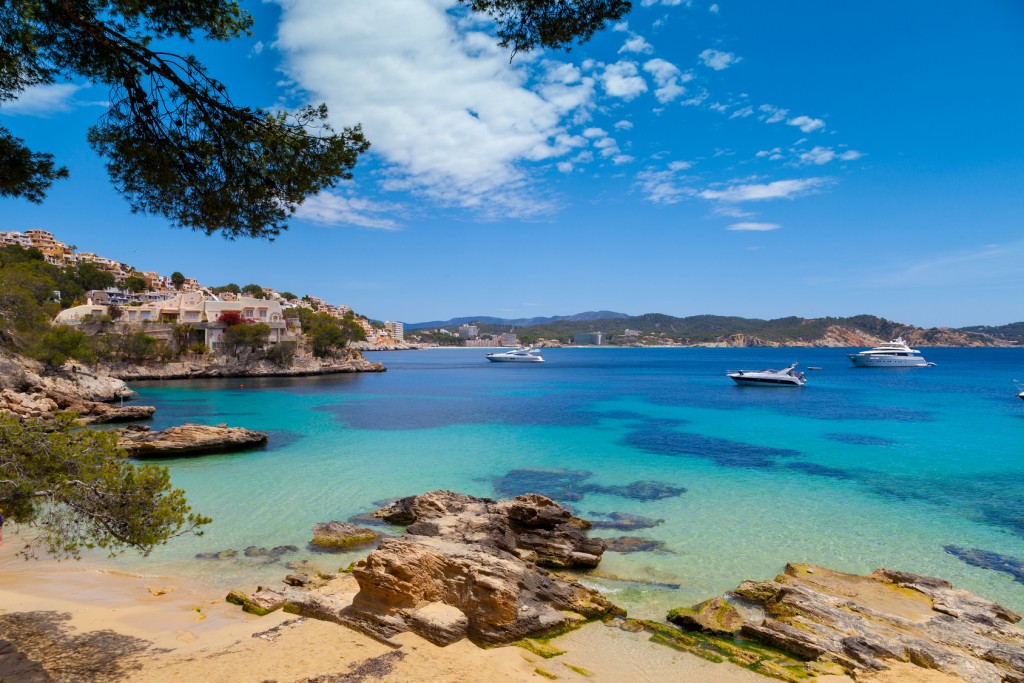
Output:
[405,310,629,331]
[410,311,1016,347]
[957,322,1024,343]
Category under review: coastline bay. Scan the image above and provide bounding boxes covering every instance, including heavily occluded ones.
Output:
[97,347,1024,618]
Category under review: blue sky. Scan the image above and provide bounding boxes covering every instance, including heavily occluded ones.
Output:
[2,0,1022,327]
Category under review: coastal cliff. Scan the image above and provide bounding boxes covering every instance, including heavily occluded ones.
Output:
[0,351,150,423]
[98,348,385,380]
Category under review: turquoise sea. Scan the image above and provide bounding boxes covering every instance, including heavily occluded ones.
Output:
[110,347,1024,618]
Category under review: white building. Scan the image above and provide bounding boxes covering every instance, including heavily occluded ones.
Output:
[458,324,479,339]
[384,321,404,342]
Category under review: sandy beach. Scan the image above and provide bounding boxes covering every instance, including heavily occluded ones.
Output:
[0,530,774,683]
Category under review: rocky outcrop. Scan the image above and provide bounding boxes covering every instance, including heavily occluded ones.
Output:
[238,491,621,648]
[114,423,268,457]
[348,492,617,647]
[0,351,148,423]
[310,522,379,550]
[672,563,1024,683]
[99,349,384,380]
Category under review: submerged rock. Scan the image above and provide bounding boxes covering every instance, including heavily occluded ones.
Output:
[721,563,1024,682]
[588,511,665,531]
[944,544,1024,584]
[115,423,268,457]
[601,536,667,553]
[310,522,379,550]
[491,467,686,504]
[244,545,300,559]
[271,490,621,648]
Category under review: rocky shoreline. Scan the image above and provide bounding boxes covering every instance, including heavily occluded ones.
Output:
[113,423,269,458]
[99,349,385,381]
[221,490,1024,683]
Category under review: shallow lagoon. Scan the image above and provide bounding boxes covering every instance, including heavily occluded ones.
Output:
[112,347,1024,617]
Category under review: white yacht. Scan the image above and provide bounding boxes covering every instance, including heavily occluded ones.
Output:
[1016,381,1024,401]
[847,337,933,367]
[485,346,544,363]
[727,363,806,387]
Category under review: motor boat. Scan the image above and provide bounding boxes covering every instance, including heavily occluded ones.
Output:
[1016,381,1024,401]
[727,363,806,387]
[485,346,544,363]
[847,337,934,367]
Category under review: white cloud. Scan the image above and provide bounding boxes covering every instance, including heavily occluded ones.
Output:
[251,40,265,56]
[619,36,654,54]
[698,48,741,70]
[727,222,782,231]
[295,192,401,230]
[557,161,574,173]
[643,58,687,104]
[636,161,696,204]
[274,0,601,218]
[758,104,788,124]
[642,0,692,5]
[1,83,93,116]
[598,61,649,100]
[729,105,754,119]
[795,146,864,166]
[787,115,826,133]
[612,154,635,165]
[709,3,720,12]
[613,120,634,131]
[612,21,630,32]
[699,177,828,202]
[583,127,607,138]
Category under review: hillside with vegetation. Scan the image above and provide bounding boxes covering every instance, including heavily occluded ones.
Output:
[457,312,1015,347]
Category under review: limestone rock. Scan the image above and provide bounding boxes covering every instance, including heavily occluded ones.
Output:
[341,490,620,646]
[668,596,745,635]
[310,522,379,550]
[114,423,268,457]
[729,563,1024,682]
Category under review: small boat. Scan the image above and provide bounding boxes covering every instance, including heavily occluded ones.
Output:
[1016,381,1024,401]
[727,363,806,387]
[485,346,544,363]
[847,337,934,367]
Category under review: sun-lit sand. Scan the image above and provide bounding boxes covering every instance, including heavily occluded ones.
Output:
[0,530,969,682]
[0,531,780,683]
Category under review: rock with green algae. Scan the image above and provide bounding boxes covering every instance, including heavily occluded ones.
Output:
[732,563,1024,682]
[668,596,746,635]
[310,521,379,550]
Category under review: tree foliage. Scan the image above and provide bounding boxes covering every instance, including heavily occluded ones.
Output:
[25,325,95,368]
[296,308,365,357]
[170,271,186,289]
[0,414,210,559]
[2,1,626,238]
[459,0,631,55]
[221,321,270,354]
[2,0,368,239]
[123,274,148,293]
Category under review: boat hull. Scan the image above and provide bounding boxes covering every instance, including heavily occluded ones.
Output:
[486,355,543,363]
[847,354,930,368]
[729,376,803,387]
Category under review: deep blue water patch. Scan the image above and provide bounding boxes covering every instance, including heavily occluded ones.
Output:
[944,545,1024,584]
[317,392,597,430]
[625,428,802,468]
[491,468,686,504]
[824,433,896,446]
[783,462,857,480]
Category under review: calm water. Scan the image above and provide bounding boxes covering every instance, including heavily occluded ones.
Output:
[109,347,1024,617]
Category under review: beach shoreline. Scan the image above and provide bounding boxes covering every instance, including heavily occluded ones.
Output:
[0,530,786,683]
